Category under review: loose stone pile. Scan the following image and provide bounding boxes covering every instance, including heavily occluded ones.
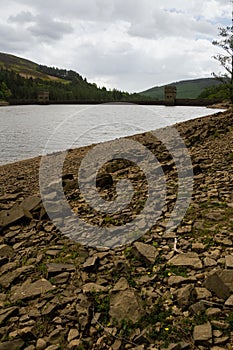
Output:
[0,109,232,349]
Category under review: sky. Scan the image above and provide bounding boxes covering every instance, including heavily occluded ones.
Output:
[0,0,232,92]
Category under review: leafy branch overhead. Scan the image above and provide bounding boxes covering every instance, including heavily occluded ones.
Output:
[212,25,233,103]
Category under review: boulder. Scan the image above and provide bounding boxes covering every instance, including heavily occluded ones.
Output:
[169,252,202,269]
[193,322,212,345]
[132,242,159,265]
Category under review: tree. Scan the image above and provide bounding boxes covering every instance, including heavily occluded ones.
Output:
[0,81,12,100]
[212,21,233,103]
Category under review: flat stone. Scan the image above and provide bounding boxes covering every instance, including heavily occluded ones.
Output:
[112,277,129,292]
[224,294,233,307]
[52,272,70,285]
[111,340,122,350]
[0,306,18,325]
[206,308,221,318]
[204,257,217,267]
[211,320,229,330]
[212,329,223,337]
[205,210,224,221]
[174,284,197,310]
[204,271,231,300]
[67,328,79,342]
[218,270,233,291]
[83,255,98,270]
[0,339,24,350]
[225,255,233,269]
[36,338,47,350]
[213,336,230,345]
[82,283,108,293]
[41,302,58,316]
[109,289,144,325]
[67,340,83,349]
[0,196,41,228]
[193,322,212,345]
[45,250,61,257]
[195,287,212,300]
[0,205,24,228]
[190,301,206,314]
[21,196,41,212]
[168,275,196,286]
[132,242,159,265]
[11,279,55,302]
[0,244,14,258]
[222,238,232,246]
[0,265,34,288]
[169,252,202,269]
[192,243,206,252]
[46,263,75,276]
[0,193,21,202]
[44,346,60,350]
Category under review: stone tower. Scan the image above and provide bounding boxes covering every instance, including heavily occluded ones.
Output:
[164,85,177,106]
[37,90,50,104]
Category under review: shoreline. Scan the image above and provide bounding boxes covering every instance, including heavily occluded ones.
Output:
[2,97,224,107]
[0,109,233,349]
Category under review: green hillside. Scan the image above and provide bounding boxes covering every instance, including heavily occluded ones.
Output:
[140,78,222,99]
[0,52,145,102]
[0,52,66,82]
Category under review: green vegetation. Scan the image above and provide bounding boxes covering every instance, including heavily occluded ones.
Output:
[0,81,11,100]
[0,52,149,103]
[200,24,233,103]
[198,83,229,100]
[212,25,233,103]
[140,78,221,99]
[91,292,110,325]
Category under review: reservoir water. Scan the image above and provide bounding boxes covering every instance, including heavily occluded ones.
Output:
[0,104,224,165]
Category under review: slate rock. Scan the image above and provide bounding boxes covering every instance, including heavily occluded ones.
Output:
[0,339,24,350]
[225,255,233,269]
[174,284,197,309]
[169,252,202,269]
[110,287,144,324]
[0,205,24,228]
[193,322,212,345]
[204,271,231,300]
[11,279,55,302]
[0,244,14,258]
[0,306,18,326]
[46,263,75,276]
[132,242,159,265]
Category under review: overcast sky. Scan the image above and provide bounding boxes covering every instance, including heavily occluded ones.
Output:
[0,0,232,92]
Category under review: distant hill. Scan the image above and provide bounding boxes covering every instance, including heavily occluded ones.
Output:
[140,78,222,99]
[0,52,144,103]
[0,52,66,82]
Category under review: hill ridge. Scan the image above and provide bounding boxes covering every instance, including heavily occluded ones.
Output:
[140,77,221,99]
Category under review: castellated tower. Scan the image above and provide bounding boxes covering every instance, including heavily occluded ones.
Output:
[164,85,177,106]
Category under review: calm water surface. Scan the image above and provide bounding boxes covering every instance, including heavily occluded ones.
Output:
[0,104,224,165]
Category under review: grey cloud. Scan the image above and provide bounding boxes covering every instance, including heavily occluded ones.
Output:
[8,10,34,23]
[28,15,73,41]
[0,22,34,53]
[128,8,216,40]
[10,0,157,23]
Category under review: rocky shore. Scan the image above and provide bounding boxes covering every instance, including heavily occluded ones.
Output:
[0,109,233,350]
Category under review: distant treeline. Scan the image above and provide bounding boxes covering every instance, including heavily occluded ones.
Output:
[198,83,231,101]
[0,68,149,103]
